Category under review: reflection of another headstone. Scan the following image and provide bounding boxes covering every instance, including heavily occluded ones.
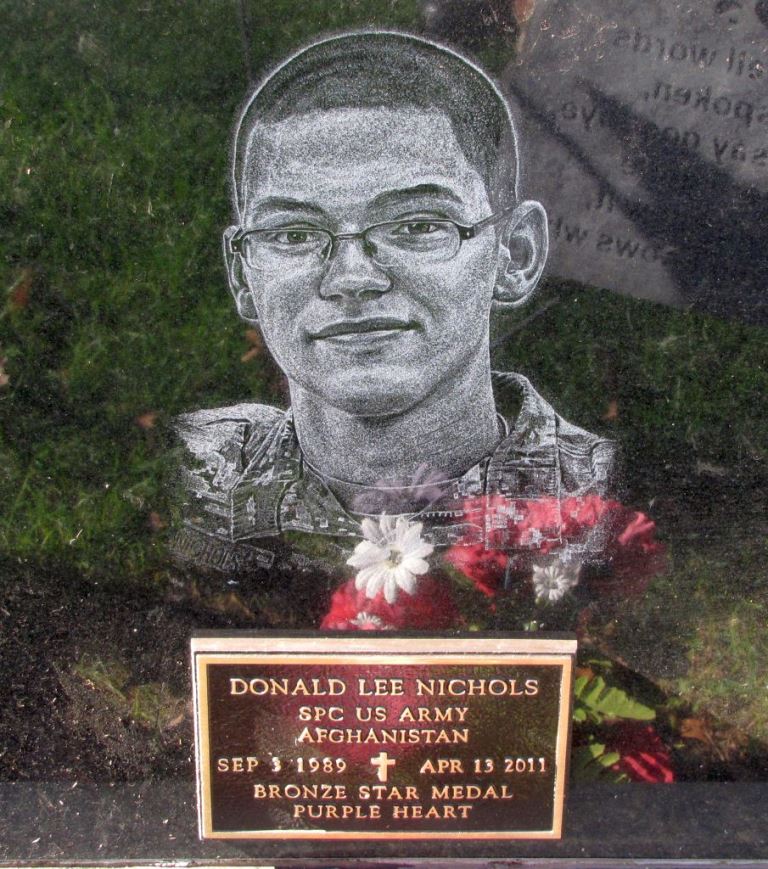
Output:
[503,0,768,322]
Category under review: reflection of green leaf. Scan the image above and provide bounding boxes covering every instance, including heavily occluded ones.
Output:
[128,682,186,730]
[73,655,130,701]
[571,741,626,783]
[281,530,348,567]
[74,655,185,732]
[574,675,655,723]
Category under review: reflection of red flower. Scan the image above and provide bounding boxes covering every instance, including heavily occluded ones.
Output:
[320,575,459,631]
[586,505,667,598]
[606,722,675,783]
[318,569,462,763]
[444,544,508,596]
[446,494,665,600]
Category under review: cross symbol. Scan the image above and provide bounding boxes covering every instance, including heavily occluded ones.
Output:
[370,751,396,783]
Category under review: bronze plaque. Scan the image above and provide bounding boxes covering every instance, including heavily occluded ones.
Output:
[192,634,575,841]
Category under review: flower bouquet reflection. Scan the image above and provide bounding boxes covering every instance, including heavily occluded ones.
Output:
[318,495,673,783]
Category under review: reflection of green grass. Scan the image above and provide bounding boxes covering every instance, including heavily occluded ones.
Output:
[683,599,768,743]
[492,285,768,755]
[0,0,419,579]
[492,282,768,488]
[1,0,768,769]
[585,520,768,751]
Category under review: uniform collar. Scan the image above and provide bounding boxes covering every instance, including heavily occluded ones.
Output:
[231,372,560,542]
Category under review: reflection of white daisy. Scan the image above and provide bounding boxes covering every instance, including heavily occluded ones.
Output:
[532,560,580,604]
[347,515,434,604]
[350,612,394,631]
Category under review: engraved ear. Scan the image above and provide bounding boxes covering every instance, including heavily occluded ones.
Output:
[223,225,259,325]
[493,201,549,308]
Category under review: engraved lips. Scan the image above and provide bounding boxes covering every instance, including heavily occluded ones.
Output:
[310,317,416,340]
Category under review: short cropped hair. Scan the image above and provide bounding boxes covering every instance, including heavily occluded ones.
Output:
[231,31,520,220]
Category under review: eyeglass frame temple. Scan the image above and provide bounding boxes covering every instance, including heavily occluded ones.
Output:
[457,204,520,241]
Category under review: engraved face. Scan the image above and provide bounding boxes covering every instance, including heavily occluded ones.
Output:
[237,106,502,417]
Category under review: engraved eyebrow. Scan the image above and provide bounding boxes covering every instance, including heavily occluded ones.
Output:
[245,185,466,226]
[246,196,328,219]
[369,184,466,209]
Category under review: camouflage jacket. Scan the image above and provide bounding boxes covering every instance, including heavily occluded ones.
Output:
[171,372,616,575]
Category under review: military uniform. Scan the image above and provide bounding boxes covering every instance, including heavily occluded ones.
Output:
[171,372,616,576]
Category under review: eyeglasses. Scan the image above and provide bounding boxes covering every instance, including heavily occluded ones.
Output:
[230,206,517,272]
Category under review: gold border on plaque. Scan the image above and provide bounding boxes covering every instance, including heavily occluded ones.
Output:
[192,635,575,841]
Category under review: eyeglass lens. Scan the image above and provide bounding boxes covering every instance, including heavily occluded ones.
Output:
[240,220,462,271]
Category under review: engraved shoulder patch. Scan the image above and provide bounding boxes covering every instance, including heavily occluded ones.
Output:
[175,403,283,492]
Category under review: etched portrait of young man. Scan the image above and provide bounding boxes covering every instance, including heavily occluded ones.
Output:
[172,31,618,608]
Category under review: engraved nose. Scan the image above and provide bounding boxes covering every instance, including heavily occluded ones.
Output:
[318,236,391,300]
